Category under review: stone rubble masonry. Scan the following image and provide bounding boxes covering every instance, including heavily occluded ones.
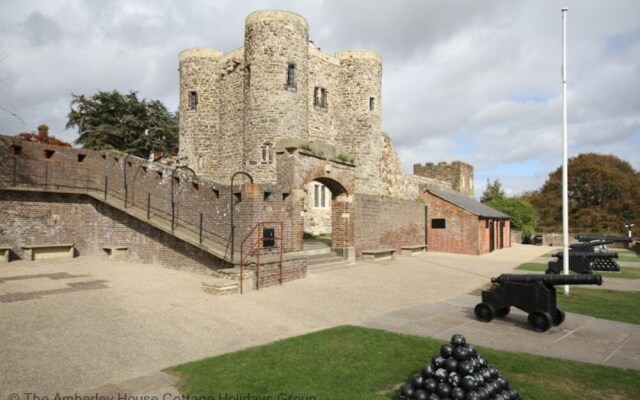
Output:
[414,161,475,198]
[303,181,331,235]
[177,9,471,204]
[178,10,385,196]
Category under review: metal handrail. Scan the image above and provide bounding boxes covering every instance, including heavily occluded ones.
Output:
[239,221,283,294]
[3,156,233,258]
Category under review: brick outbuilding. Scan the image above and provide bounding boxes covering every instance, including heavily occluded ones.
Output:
[423,189,511,255]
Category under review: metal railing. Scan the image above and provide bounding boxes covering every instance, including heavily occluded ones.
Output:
[239,221,284,294]
[2,156,232,258]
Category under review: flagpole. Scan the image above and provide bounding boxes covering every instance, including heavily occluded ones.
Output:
[562,7,570,295]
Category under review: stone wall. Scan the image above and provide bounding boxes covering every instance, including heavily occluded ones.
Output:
[217,48,246,181]
[177,10,384,195]
[178,48,223,177]
[414,161,474,198]
[336,50,383,195]
[243,11,310,183]
[307,50,341,144]
[303,180,331,235]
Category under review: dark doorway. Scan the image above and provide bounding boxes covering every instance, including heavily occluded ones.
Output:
[489,221,495,252]
[424,206,429,246]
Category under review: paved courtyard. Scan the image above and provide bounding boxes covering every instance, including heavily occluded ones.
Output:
[1,244,637,397]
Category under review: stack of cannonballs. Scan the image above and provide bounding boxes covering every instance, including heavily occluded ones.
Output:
[397,334,521,400]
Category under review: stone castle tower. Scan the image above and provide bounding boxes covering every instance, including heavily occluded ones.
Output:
[178,10,383,193]
[413,161,474,197]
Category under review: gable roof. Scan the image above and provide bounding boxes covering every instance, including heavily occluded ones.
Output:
[427,189,511,219]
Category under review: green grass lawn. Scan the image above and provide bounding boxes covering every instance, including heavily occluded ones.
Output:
[170,326,640,400]
[557,288,640,325]
[516,262,640,279]
[619,252,640,263]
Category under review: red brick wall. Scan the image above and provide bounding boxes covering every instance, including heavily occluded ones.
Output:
[353,194,425,258]
[422,192,511,255]
[250,259,307,289]
[478,218,511,253]
[423,192,480,255]
[0,135,300,253]
[0,190,230,274]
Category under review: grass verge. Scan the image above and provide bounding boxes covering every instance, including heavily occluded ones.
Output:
[169,326,640,400]
[619,253,640,263]
[516,262,640,279]
[557,288,640,325]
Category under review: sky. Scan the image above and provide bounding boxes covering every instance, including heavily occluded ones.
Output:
[1,0,639,198]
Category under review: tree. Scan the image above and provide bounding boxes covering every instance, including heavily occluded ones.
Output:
[486,198,537,237]
[481,178,506,203]
[524,153,640,234]
[66,90,178,158]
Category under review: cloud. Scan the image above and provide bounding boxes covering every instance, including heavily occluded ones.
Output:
[0,0,638,197]
[21,11,64,46]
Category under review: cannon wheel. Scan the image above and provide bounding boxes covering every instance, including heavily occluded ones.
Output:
[553,308,566,326]
[474,302,496,322]
[545,268,558,275]
[528,311,553,332]
[496,307,511,317]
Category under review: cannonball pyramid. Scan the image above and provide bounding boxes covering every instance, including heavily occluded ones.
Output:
[396,334,521,400]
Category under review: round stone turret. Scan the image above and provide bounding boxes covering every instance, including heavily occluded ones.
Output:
[178,48,223,175]
[243,10,309,182]
[337,50,383,194]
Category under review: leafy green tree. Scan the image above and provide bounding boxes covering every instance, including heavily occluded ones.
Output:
[486,198,537,237]
[66,90,178,158]
[481,178,506,203]
[524,153,640,233]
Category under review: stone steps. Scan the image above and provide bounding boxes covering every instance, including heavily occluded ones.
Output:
[201,277,240,296]
[306,251,350,274]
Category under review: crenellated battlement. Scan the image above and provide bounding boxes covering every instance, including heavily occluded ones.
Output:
[413,161,474,198]
[178,10,383,194]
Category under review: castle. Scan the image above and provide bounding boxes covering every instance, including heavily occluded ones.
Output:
[176,10,473,200]
[0,10,509,295]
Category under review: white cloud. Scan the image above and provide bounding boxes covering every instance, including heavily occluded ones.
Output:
[0,0,638,195]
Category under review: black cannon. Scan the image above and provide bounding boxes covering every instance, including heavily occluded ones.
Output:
[575,234,631,243]
[547,251,620,274]
[570,239,613,253]
[475,273,603,332]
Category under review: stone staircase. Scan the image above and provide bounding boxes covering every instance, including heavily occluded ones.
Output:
[203,267,255,296]
[88,189,232,261]
[8,186,251,295]
[89,190,262,295]
[303,240,351,274]
[5,186,323,295]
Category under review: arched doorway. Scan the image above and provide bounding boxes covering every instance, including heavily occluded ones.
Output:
[301,177,352,257]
